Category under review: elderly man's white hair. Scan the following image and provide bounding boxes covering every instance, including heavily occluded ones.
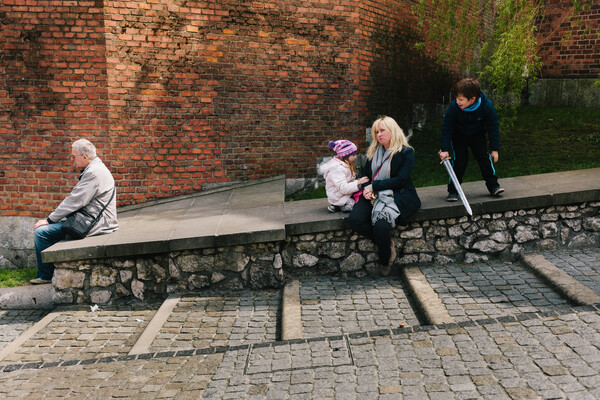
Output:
[72,139,97,159]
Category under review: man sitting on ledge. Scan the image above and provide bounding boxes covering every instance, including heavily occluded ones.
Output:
[30,139,119,285]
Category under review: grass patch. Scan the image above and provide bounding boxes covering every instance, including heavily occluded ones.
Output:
[0,268,37,288]
[290,106,600,200]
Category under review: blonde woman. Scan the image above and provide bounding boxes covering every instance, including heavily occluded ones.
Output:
[348,116,421,276]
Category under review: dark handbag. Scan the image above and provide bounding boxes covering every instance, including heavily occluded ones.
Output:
[62,188,115,239]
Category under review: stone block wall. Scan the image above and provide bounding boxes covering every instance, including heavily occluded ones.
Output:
[51,201,600,305]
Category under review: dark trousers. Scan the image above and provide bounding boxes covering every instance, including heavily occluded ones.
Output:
[348,196,392,265]
[448,132,499,194]
[34,222,66,280]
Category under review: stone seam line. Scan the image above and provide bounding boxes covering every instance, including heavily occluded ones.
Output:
[0,312,59,362]
[128,295,181,356]
[521,253,600,306]
[281,279,302,340]
[401,266,455,325]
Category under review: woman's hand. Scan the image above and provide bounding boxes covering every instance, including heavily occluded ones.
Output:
[357,176,369,185]
[363,184,374,200]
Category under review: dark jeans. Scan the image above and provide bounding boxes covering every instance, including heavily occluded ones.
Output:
[34,222,66,280]
[348,196,392,265]
[448,132,499,194]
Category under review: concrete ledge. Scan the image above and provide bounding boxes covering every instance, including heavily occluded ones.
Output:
[521,253,600,306]
[402,266,454,325]
[44,176,287,263]
[0,284,55,310]
[44,169,600,264]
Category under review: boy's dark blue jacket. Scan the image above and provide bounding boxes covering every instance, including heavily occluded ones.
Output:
[440,91,500,152]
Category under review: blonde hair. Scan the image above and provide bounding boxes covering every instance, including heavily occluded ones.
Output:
[366,116,411,160]
[340,157,358,176]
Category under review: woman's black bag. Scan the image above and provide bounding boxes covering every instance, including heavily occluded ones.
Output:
[62,188,115,239]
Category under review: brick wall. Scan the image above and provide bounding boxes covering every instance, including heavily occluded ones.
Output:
[1,0,466,218]
[0,0,109,217]
[537,0,600,78]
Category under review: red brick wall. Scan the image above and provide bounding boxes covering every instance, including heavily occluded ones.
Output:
[1,0,455,218]
[537,0,600,78]
[0,0,109,217]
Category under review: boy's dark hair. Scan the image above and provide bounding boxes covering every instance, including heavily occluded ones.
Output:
[455,78,481,99]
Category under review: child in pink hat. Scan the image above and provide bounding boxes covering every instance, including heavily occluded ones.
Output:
[318,140,369,212]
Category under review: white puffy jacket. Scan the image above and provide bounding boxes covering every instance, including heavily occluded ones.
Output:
[318,157,360,206]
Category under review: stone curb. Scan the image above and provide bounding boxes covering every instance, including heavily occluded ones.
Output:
[281,279,302,340]
[0,311,59,362]
[521,253,600,306]
[401,266,454,325]
[0,284,55,310]
[129,295,180,356]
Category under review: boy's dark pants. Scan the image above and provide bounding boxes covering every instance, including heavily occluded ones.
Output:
[448,132,499,194]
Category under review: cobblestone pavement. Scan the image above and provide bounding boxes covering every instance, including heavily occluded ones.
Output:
[542,249,600,294]
[150,289,280,351]
[422,259,571,322]
[0,310,49,351]
[299,276,420,338]
[1,249,600,399]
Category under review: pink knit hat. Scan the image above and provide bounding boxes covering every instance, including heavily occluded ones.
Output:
[328,140,357,158]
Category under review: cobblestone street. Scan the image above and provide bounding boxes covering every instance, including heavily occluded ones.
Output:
[1,249,600,399]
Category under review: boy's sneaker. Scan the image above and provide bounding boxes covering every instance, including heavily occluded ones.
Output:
[327,205,340,213]
[446,193,459,202]
[491,186,505,196]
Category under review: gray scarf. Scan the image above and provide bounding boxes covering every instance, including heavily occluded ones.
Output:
[371,146,401,227]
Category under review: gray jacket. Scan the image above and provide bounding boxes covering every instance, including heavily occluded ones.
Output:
[48,157,118,236]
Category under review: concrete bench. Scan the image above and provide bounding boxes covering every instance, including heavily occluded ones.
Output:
[43,169,600,305]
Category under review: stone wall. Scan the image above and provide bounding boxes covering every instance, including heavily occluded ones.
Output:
[52,201,600,305]
[528,78,600,108]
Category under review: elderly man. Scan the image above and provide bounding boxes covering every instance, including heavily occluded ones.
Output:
[30,139,118,284]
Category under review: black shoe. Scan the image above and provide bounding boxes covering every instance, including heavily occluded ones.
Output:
[491,186,505,196]
[446,193,459,202]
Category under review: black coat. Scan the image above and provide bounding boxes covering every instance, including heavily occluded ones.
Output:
[362,146,421,225]
[440,91,500,152]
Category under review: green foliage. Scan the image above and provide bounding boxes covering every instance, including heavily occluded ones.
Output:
[412,0,546,129]
[0,268,37,288]
[479,0,542,98]
[412,0,600,93]
[412,0,482,73]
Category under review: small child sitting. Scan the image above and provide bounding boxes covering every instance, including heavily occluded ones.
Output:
[319,140,369,213]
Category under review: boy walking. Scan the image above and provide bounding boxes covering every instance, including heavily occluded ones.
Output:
[439,78,504,201]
